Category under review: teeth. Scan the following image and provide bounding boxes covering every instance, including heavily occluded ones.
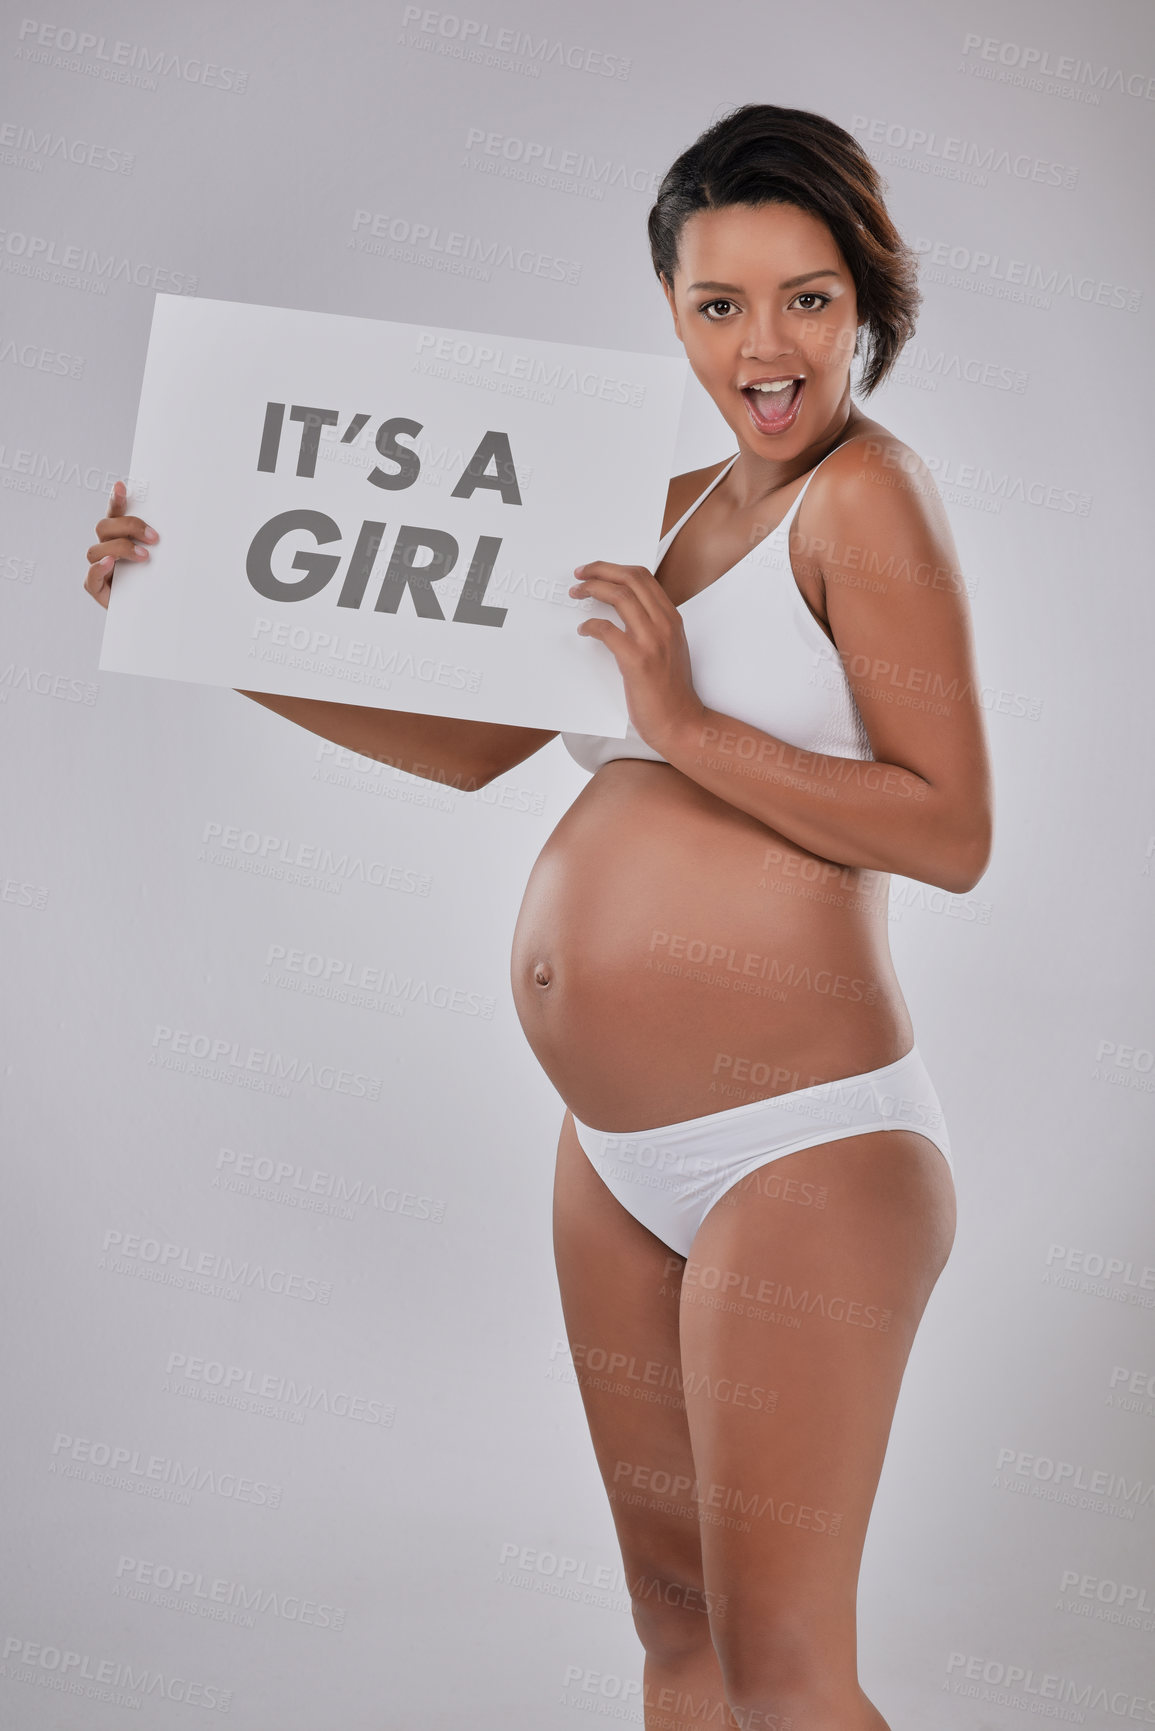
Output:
[749,379,798,393]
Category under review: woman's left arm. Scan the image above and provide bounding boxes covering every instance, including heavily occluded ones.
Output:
[570,439,995,895]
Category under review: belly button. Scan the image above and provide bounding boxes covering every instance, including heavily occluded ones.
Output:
[533,962,553,987]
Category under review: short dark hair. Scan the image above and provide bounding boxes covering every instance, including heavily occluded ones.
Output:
[646,104,921,397]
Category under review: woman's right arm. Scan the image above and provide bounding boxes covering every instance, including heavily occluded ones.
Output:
[232,688,558,791]
[84,482,559,791]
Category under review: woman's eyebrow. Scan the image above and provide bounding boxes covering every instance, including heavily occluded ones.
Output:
[687,269,843,292]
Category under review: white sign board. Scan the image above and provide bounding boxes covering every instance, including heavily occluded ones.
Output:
[99,295,688,737]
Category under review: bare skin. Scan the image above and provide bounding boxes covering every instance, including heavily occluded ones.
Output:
[83,199,992,1729]
[554,1110,954,1731]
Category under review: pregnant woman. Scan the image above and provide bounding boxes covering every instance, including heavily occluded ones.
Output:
[85,105,992,1731]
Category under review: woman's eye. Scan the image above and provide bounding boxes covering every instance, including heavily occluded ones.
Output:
[698,292,832,319]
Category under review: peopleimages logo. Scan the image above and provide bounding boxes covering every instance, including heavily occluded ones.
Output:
[397,7,632,80]
[462,128,659,197]
[0,334,86,377]
[149,1023,385,1102]
[0,226,197,293]
[0,442,146,495]
[944,1650,1155,1719]
[412,328,646,404]
[114,1555,346,1631]
[163,1351,394,1426]
[912,235,1141,313]
[198,819,432,897]
[350,208,581,285]
[101,1227,333,1304]
[48,1431,283,1508]
[263,941,495,1019]
[890,341,1028,394]
[0,120,135,174]
[1044,1242,1155,1291]
[851,115,1078,188]
[0,663,97,703]
[994,1445,1155,1519]
[214,1144,447,1224]
[959,33,1155,102]
[14,19,249,92]
[0,1635,232,1713]
[1056,1565,1155,1633]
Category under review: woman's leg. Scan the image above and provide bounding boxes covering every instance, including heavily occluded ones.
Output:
[679,1128,956,1731]
[552,1108,740,1731]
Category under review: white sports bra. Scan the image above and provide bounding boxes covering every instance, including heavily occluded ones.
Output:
[561,444,874,773]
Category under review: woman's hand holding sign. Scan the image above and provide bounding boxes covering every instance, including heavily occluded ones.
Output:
[85,480,158,610]
[569,562,707,755]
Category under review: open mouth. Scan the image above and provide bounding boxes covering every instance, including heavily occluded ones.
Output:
[741,377,804,434]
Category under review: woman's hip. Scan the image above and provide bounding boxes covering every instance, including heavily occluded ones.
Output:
[568,1043,954,1260]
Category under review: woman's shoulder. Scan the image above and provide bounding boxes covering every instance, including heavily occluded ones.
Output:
[802,413,955,553]
[811,414,936,500]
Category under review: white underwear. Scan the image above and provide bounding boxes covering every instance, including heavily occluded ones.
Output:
[570,1044,953,1258]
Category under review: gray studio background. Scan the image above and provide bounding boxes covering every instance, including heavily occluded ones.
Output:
[2,0,1154,1725]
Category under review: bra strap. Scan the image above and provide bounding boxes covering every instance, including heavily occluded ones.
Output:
[657,453,739,557]
[778,433,871,536]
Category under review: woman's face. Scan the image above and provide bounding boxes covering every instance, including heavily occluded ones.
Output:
[662,201,861,458]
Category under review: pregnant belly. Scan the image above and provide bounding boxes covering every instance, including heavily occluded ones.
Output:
[510,759,913,1131]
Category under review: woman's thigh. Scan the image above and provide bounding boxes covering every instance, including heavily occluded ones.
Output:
[678,1128,956,1702]
[552,1109,718,1657]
